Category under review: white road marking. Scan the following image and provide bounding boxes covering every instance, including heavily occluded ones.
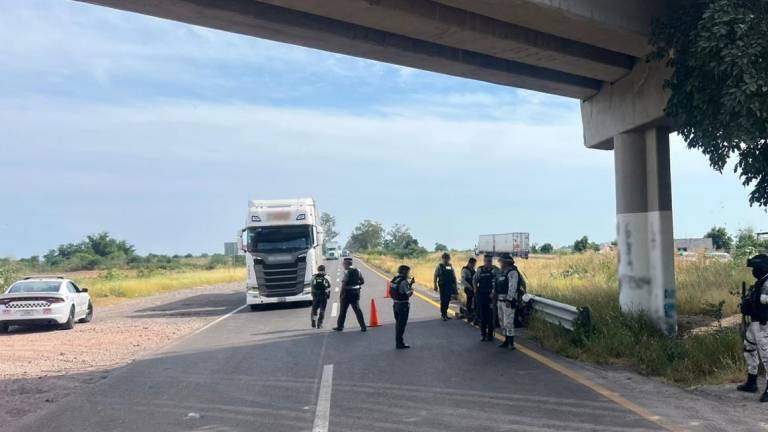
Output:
[312,364,334,432]
[331,302,339,317]
[190,304,247,336]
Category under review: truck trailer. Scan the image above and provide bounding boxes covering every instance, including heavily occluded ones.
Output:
[239,198,321,310]
[477,233,530,259]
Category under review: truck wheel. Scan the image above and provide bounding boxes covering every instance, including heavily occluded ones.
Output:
[250,305,261,312]
[60,306,75,330]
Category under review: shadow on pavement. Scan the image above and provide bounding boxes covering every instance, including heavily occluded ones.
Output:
[128,292,245,319]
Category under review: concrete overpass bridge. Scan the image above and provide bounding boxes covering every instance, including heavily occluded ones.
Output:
[78,0,677,334]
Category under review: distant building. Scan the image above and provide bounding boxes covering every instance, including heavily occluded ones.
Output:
[674,238,714,253]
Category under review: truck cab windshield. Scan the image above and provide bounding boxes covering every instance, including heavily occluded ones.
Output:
[247,226,313,253]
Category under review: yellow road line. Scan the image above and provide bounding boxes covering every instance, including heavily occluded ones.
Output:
[357,258,681,432]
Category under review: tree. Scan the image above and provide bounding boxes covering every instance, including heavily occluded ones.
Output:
[704,226,734,251]
[346,220,385,252]
[320,212,339,245]
[539,243,554,254]
[734,228,768,255]
[573,236,599,253]
[383,224,427,258]
[434,243,448,252]
[650,0,768,207]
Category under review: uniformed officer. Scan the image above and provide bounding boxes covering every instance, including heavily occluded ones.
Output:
[495,254,525,350]
[390,264,415,349]
[737,254,768,401]
[333,257,367,332]
[434,252,457,321]
[461,257,477,324]
[310,265,331,329]
[473,254,498,341]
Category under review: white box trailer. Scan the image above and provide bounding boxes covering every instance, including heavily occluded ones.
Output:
[239,198,321,309]
[477,233,530,259]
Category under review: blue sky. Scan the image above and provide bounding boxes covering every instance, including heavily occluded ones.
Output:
[0,0,765,257]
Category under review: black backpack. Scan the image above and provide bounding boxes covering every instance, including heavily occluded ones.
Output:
[346,267,363,287]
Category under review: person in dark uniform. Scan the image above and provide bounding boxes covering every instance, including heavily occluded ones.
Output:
[473,254,498,341]
[333,257,367,332]
[737,254,768,401]
[390,264,415,349]
[461,257,477,324]
[434,252,457,321]
[310,265,331,329]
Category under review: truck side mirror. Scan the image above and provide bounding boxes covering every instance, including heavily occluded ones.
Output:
[238,230,246,252]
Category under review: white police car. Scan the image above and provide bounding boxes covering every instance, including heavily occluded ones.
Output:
[0,276,93,333]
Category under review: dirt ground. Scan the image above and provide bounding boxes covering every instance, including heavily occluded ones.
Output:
[0,282,243,431]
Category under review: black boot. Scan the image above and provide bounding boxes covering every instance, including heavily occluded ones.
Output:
[508,336,516,351]
[311,319,316,328]
[761,385,768,403]
[316,319,323,329]
[498,336,510,349]
[737,373,758,393]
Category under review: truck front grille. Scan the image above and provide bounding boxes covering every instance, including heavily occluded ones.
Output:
[254,258,307,297]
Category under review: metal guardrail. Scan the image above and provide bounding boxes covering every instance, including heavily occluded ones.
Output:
[522,294,591,332]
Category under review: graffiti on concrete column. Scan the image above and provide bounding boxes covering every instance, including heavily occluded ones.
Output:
[622,221,633,270]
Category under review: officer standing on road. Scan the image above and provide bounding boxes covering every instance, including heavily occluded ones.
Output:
[473,254,497,341]
[495,254,525,350]
[434,252,457,321]
[333,257,368,332]
[390,265,415,349]
[737,254,768,401]
[461,257,477,324]
[310,265,331,329]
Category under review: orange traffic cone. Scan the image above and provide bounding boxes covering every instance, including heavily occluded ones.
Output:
[385,281,391,298]
[369,299,380,327]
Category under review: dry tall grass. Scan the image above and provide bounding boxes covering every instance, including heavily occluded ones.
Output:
[74,268,245,303]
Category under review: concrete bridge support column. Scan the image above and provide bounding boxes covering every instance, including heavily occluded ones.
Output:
[614,127,676,336]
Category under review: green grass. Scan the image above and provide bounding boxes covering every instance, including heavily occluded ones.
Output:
[362,251,749,386]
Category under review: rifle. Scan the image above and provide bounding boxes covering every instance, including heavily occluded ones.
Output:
[741,281,748,338]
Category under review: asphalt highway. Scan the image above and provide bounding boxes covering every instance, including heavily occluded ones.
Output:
[16,259,666,432]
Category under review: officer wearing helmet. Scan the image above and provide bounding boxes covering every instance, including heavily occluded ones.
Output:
[494,254,525,350]
[737,254,768,401]
[473,254,498,342]
[310,265,331,328]
[390,264,415,349]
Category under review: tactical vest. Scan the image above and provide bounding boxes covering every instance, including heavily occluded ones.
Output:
[390,275,410,302]
[311,274,328,295]
[746,277,768,322]
[476,266,494,294]
[436,263,456,287]
[345,267,362,288]
[496,266,522,297]
[462,266,476,288]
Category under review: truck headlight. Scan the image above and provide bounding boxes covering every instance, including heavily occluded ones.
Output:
[303,283,311,294]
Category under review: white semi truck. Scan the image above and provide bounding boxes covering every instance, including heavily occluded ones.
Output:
[239,198,322,310]
[325,242,340,260]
